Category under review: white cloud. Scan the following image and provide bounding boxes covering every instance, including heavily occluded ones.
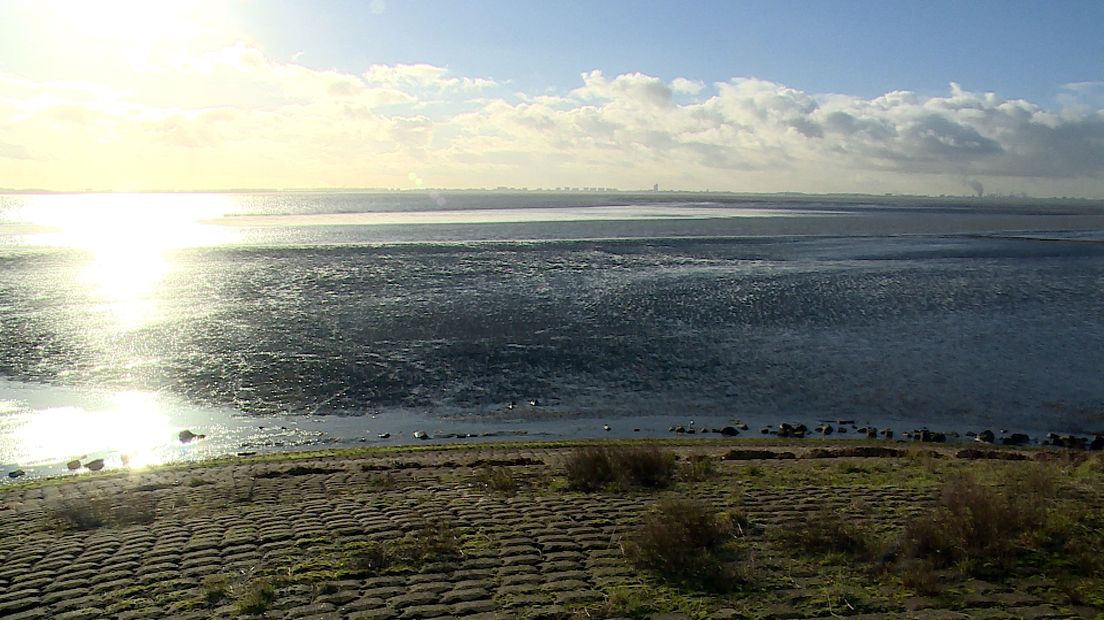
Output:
[0,54,1102,195]
[363,63,497,92]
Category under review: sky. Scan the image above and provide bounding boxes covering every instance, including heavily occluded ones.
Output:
[0,0,1102,196]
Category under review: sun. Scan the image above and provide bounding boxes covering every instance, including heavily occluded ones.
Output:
[25,0,234,69]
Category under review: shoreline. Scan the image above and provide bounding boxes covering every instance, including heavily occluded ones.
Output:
[2,440,1102,619]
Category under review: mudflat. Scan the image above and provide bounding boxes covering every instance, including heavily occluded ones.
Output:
[1,441,1101,619]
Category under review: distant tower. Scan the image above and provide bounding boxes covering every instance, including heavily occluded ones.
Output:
[652,183,659,192]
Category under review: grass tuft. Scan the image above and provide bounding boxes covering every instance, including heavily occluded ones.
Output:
[234,577,276,615]
[623,498,745,591]
[472,465,519,494]
[563,445,677,491]
[50,495,157,531]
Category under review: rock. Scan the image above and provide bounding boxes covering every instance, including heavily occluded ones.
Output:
[8,469,25,479]
[67,460,81,471]
[86,459,105,471]
[737,423,748,430]
[837,426,848,433]
[956,449,1028,461]
[413,431,429,440]
[723,449,797,460]
[178,429,205,443]
[866,427,877,439]
[719,426,740,437]
[816,424,834,435]
[880,428,893,439]
[237,451,256,457]
[976,429,995,443]
[673,426,686,434]
[918,429,946,443]
[1091,435,1104,451]
[633,428,641,432]
[603,424,611,432]
[377,432,390,439]
[1001,433,1030,446]
[760,426,771,434]
[528,399,540,406]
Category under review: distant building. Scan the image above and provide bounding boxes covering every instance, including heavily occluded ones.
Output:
[652,183,659,192]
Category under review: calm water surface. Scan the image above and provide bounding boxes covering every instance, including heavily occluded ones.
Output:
[2,192,1103,479]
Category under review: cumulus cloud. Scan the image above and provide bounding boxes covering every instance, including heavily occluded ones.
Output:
[0,54,1102,195]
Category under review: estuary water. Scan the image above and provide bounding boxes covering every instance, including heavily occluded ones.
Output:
[2,191,1103,479]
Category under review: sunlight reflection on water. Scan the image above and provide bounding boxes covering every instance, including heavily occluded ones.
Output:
[11,193,237,331]
[4,390,174,468]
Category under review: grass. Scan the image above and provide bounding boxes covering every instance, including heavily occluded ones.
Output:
[771,507,875,558]
[563,445,677,491]
[622,498,746,591]
[352,518,464,575]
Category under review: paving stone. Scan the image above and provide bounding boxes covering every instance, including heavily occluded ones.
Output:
[316,590,360,606]
[364,586,409,600]
[450,599,498,615]
[399,603,453,619]
[2,608,48,620]
[540,579,589,592]
[555,590,603,605]
[285,602,338,616]
[1003,606,1066,619]
[390,591,442,609]
[409,581,452,594]
[441,588,490,604]
[523,605,570,619]
[348,607,400,620]
[53,609,105,620]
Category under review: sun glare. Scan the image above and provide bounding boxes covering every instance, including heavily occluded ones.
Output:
[11,391,174,468]
[14,193,236,331]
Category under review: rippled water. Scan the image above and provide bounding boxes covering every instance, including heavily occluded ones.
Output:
[2,192,1103,477]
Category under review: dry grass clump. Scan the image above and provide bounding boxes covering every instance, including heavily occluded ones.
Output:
[897,465,1104,585]
[50,495,157,531]
[901,474,1049,571]
[472,465,519,494]
[623,498,746,591]
[680,453,718,482]
[564,445,677,491]
[774,508,875,557]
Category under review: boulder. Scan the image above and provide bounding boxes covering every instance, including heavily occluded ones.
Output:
[1001,433,1030,446]
[7,469,25,479]
[178,429,206,443]
[719,426,740,437]
[918,429,946,443]
[66,460,81,471]
[976,429,995,444]
[86,459,105,471]
[1091,435,1104,451]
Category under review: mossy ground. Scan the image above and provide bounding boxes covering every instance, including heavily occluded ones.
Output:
[1,441,1101,619]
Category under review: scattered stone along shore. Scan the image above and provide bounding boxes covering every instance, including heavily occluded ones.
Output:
[1,441,1101,619]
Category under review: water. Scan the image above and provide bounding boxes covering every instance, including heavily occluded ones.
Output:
[2,192,1103,479]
